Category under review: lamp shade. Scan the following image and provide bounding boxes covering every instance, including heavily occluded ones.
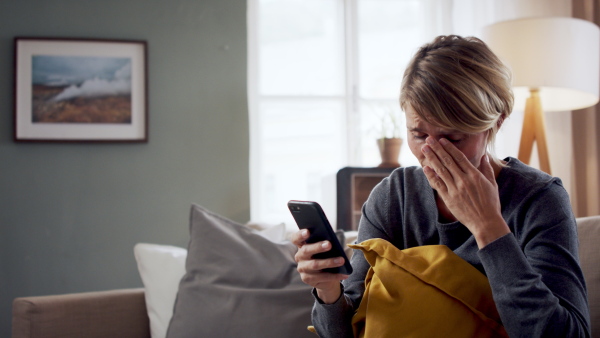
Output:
[483,17,600,112]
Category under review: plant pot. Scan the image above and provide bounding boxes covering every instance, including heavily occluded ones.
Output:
[377,138,402,168]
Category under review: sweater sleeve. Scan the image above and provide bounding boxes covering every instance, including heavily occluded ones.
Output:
[479,182,591,337]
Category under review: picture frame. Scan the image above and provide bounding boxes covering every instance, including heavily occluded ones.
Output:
[13,37,148,142]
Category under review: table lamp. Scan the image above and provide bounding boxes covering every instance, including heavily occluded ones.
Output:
[483,17,600,175]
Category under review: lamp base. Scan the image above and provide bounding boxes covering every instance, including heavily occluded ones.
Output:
[518,89,551,175]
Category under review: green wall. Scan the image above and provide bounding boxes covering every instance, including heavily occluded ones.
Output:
[0,0,249,335]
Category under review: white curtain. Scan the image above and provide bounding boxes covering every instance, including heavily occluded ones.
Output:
[423,0,571,37]
[572,0,600,217]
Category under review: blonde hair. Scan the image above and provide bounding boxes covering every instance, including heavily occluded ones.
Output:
[400,35,513,165]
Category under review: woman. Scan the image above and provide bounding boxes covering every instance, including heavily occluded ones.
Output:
[292,35,590,337]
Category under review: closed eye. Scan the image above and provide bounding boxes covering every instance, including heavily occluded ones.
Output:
[411,132,427,140]
[411,134,463,144]
[408,127,465,143]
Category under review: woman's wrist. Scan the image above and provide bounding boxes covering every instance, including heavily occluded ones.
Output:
[316,283,342,304]
[473,217,511,249]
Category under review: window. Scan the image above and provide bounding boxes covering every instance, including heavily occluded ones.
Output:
[248,0,439,227]
[248,0,517,228]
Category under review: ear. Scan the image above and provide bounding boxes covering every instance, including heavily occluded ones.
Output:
[496,115,505,129]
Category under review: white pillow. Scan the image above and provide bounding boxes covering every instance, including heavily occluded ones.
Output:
[245,221,287,242]
[134,243,187,338]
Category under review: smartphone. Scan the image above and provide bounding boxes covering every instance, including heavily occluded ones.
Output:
[287,200,353,274]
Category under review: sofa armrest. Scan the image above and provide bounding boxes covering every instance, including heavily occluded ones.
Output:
[12,288,150,338]
[577,216,600,336]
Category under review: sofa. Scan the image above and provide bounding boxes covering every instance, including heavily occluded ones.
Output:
[11,207,600,337]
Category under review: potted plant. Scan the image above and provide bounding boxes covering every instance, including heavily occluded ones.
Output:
[376,105,403,168]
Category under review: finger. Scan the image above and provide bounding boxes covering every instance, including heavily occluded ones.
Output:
[291,229,310,247]
[438,138,473,173]
[421,141,455,184]
[300,270,349,287]
[295,240,332,262]
[479,154,496,185]
[297,256,346,274]
[423,165,447,193]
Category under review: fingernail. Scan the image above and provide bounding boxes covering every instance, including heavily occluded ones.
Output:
[334,258,344,264]
[421,145,430,153]
[426,137,435,145]
[439,138,448,145]
[321,242,330,249]
[302,229,309,238]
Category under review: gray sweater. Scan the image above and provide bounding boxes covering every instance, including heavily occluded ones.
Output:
[312,157,590,337]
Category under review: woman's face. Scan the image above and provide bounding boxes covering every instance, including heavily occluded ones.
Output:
[405,105,488,169]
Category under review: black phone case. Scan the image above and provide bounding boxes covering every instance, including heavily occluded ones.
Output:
[288,200,353,274]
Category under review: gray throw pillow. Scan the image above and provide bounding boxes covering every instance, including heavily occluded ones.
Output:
[166,204,315,338]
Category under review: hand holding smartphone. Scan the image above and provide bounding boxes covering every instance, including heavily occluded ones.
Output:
[288,200,353,275]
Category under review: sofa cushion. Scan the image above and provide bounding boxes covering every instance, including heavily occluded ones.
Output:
[166,204,314,338]
[577,215,600,336]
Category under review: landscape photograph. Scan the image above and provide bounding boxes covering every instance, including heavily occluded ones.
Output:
[31,55,133,124]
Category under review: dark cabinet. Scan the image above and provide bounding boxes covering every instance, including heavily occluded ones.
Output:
[336,167,396,231]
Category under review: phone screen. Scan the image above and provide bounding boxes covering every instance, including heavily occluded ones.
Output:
[288,200,353,274]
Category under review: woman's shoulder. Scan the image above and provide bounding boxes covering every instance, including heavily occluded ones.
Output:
[499,157,571,217]
[499,157,562,190]
[388,165,427,182]
[368,166,431,204]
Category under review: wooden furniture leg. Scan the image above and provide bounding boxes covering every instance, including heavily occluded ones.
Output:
[517,89,551,175]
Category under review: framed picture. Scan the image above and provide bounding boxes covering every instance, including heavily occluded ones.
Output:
[14,37,148,142]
